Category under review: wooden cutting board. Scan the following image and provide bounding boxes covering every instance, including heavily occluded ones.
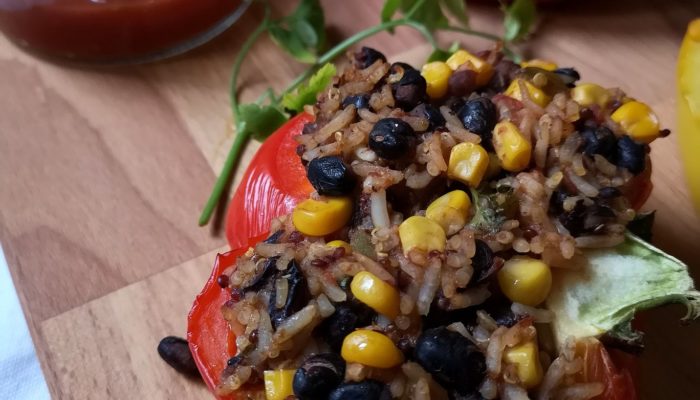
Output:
[1,0,699,399]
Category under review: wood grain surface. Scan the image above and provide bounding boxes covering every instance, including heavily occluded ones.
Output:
[1,0,699,399]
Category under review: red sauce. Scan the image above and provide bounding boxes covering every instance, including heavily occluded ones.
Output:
[0,0,246,62]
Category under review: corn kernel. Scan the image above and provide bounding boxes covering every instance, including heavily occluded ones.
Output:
[263,370,295,400]
[398,216,446,255]
[421,61,452,99]
[504,341,544,388]
[447,142,489,187]
[571,83,610,108]
[292,197,353,237]
[350,271,400,318]
[492,121,532,172]
[327,240,352,253]
[426,190,471,235]
[446,50,494,86]
[611,100,660,143]
[520,59,558,71]
[341,329,404,368]
[505,79,551,108]
[497,256,552,306]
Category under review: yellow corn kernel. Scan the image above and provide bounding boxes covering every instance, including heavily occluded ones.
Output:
[611,101,661,143]
[341,329,404,368]
[447,142,489,187]
[504,341,544,388]
[398,216,446,255]
[497,256,552,306]
[445,50,494,86]
[421,61,452,99]
[505,79,551,108]
[426,190,471,235]
[292,197,353,237]
[520,59,558,71]
[263,370,296,400]
[492,121,532,172]
[571,83,610,108]
[350,271,400,318]
[327,240,352,253]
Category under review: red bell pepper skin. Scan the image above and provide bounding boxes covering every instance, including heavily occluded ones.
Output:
[187,249,242,399]
[224,112,315,249]
[189,111,644,399]
[577,340,637,400]
[189,112,314,398]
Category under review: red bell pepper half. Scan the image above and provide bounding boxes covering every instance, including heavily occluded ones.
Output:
[187,112,645,399]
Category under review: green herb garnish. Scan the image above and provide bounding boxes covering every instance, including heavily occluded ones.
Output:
[199,0,537,226]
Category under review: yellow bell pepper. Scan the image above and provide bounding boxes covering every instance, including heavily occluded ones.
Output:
[678,18,700,213]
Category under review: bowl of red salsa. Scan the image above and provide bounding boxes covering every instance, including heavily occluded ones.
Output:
[0,0,251,64]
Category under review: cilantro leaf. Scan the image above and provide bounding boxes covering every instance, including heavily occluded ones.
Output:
[268,0,326,63]
[238,103,288,141]
[381,0,401,23]
[400,0,448,31]
[503,0,536,42]
[440,0,469,27]
[282,63,337,112]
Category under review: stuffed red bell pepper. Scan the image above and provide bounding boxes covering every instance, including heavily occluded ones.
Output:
[187,47,698,400]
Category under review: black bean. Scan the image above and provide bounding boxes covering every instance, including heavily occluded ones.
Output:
[558,199,588,237]
[457,97,497,149]
[445,97,466,113]
[307,156,355,196]
[328,380,392,400]
[226,355,243,367]
[581,126,616,161]
[470,239,494,285]
[616,135,646,175]
[414,327,486,394]
[293,353,346,399]
[263,230,284,244]
[369,118,416,159]
[485,58,519,92]
[410,103,445,131]
[598,186,621,199]
[393,69,427,111]
[449,390,487,400]
[355,47,386,69]
[242,256,279,293]
[157,336,200,377]
[554,67,581,88]
[481,298,520,328]
[390,62,416,75]
[342,94,370,110]
[448,69,477,97]
[269,260,310,329]
[302,122,318,135]
[318,301,375,351]
[549,189,569,214]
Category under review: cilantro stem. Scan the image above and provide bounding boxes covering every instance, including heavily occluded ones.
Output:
[199,0,522,227]
[199,9,270,226]
[230,10,270,122]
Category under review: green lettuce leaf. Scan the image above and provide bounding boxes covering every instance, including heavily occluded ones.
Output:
[546,233,700,346]
[282,63,337,112]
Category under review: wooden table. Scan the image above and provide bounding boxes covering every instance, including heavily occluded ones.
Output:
[1,0,699,398]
